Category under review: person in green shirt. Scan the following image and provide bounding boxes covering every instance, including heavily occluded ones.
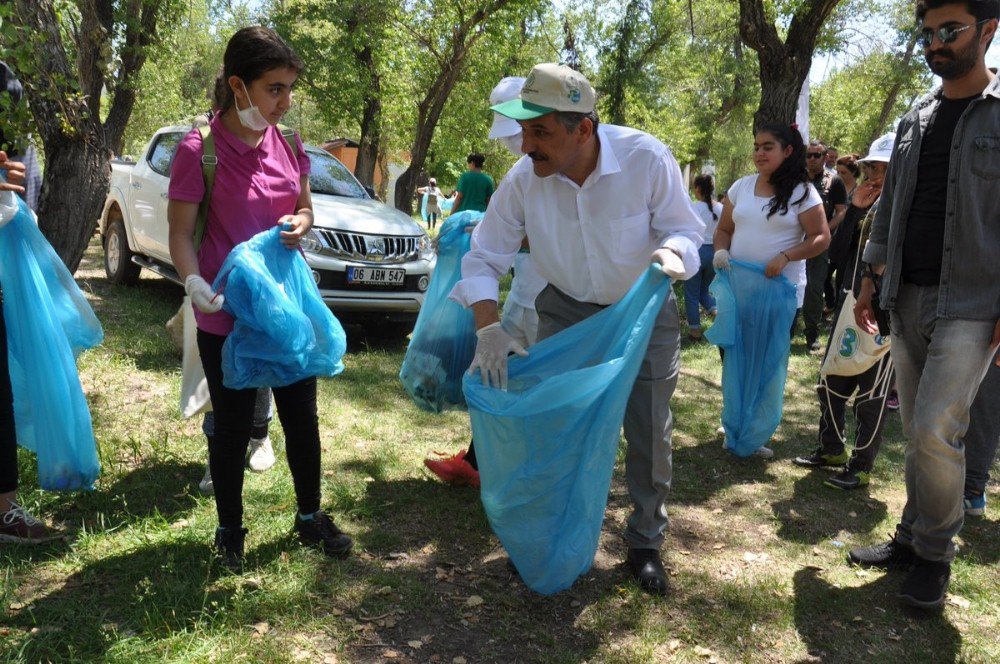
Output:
[452,153,494,213]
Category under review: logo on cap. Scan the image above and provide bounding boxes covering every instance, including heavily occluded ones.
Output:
[877,137,891,150]
[568,89,581,103]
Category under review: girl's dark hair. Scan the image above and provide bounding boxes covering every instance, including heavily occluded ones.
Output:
[693,174,717,221]
[835,154,861,178]
[756,123,809,218]
[220,26,303,112]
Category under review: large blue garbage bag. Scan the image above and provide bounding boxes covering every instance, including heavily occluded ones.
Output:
[705,260,797,457]
[400,211,483,412]
[213,226,346,389]
[464,265,671,595]
[0,192,103,490]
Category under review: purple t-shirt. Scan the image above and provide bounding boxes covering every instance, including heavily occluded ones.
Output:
[168,116,310,335]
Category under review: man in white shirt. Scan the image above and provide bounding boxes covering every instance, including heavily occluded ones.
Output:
[449,63,703,596]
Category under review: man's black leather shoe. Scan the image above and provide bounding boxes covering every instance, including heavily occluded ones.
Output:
[627,548,668,596]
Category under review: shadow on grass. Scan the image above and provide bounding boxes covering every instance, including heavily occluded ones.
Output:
[1,537,287,662]
[793,567,961,661]
[329,474,650,663]
[772,472,888,545]
[670,438,781,507]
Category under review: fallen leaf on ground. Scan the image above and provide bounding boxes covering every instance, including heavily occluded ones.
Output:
[668,639,682,651]
[382,650,402,659]
[252,622,269,636]
[408,640,423,649]
[453,657,468,664]
[465,595,484,608]
[694,645,714,657]
[947,595,971,609]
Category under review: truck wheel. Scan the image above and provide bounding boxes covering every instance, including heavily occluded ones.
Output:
[104,219,141,285]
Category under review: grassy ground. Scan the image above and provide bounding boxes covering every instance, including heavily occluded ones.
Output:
[1,237,998,663]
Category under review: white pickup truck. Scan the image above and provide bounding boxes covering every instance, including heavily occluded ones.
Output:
[99,125,436,333]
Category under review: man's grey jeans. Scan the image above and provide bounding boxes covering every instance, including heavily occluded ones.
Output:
[535,284,680,550]
[890,284,997,562]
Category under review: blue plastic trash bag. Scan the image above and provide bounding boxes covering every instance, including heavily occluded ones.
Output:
[213,225,346,389]
[420,192,429,224]
[440,195,454,214]
[464,265,671,595]
[705,260,797,457]
[400,211,483,412]
[0,191,103,490]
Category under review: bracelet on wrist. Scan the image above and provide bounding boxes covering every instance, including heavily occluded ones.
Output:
[780,251,791,263]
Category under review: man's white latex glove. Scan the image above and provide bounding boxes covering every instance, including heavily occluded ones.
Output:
[712,249,731,270]
[468,321,528,390]
[652,247,686,280]
[185,274,224,314]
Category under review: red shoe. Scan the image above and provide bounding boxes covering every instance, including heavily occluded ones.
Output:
[424,450,480,489]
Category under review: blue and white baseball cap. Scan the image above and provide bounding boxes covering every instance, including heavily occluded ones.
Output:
[488,77,526,139]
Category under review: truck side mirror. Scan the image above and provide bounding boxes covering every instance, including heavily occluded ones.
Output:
[364,186,377,200]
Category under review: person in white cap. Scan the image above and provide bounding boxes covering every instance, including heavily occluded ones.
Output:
[794,132,897,490]
[449,62,704,596]
[423,76,547,488]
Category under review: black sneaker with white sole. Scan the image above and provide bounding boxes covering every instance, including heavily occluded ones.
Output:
[898,557,950,610]
[294,510,353,558]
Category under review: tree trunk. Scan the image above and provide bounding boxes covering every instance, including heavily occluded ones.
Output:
[37,142,113,273]
[392,0,516,214]
[9,0,161,270]
[10,0,110,271]
[353,47,382,187]
[739,0,842,130]
[868,30,920,146]
[753,54,811,129]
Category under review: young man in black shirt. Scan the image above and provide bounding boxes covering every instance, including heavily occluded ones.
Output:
[850,0,1000,610]
[803,141,847,351]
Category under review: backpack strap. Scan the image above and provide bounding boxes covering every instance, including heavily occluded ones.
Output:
[194,124,216,251]
[278,124,299,158]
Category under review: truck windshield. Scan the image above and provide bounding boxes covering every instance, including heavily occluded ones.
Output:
[307,150,368,199]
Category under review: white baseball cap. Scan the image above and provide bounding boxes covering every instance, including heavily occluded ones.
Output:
[491,63,596,120]
[488,77,526,139]
[858,132,895,163]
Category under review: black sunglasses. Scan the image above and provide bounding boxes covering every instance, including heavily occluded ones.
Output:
[806,152,825,158]
[919,19,989,48]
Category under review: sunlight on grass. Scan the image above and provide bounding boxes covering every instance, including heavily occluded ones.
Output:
[1,240,997,663]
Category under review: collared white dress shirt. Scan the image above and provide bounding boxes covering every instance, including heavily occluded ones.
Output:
[449,124,704,308]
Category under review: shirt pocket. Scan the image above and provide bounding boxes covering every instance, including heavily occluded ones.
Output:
[971,136,1000,180]
[610,213,652,255]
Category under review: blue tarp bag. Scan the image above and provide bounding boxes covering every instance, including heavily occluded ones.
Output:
[0,192,103,490]
[400,211,482,412]
[213,225,346,389]
[464,265,671,595]
[705,260,797,457]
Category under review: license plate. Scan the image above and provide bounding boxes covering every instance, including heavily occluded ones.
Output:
[346,266,405,286]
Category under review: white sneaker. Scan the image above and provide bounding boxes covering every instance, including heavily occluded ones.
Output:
[754,446,775,459]
[722,436,775,459]
[716,425,726,437]
[248,436,276,472]
[199,464,214,494]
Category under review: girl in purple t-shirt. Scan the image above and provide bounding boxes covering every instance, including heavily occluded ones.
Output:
[167,26,351,572]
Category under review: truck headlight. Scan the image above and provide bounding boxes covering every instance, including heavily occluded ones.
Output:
[301,229,326,255]
[418,233,434,260]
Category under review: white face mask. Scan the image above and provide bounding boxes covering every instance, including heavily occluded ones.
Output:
[499,134,524,156]
[235,80,271,131]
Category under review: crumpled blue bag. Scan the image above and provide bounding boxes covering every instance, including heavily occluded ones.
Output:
[705,260,797,457]
[213,225,346,389]
[0,192,103,490]
[400,211,482,412]
[464,265,671,595]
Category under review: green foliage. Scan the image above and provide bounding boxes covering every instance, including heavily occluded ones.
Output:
[810,41,930,154]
